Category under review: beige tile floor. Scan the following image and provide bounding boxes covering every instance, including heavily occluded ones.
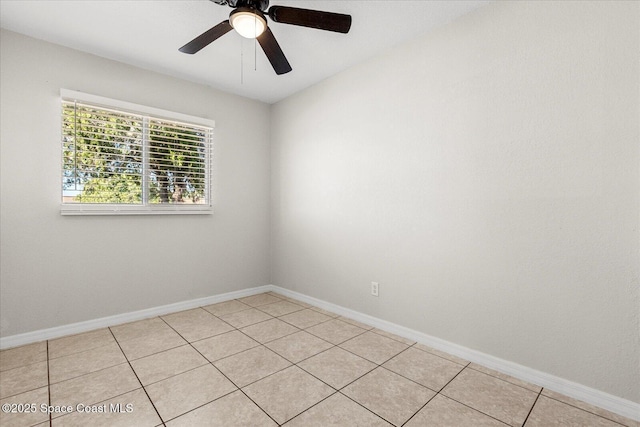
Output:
[0,292,637,427]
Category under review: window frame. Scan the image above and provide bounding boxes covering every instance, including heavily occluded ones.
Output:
[60,89,215,216]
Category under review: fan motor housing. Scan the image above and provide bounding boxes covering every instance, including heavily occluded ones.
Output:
[211,0,269,11]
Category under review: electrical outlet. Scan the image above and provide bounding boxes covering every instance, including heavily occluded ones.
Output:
[371,282,379,297]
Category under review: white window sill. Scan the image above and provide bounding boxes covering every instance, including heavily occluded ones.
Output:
[60,204,213,216]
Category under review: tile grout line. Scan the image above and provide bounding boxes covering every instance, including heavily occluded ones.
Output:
[539,392,634,427]
[399,393,439,427]
[217,312,274,329]
[230,378,281,425]
[375,341,414,366]
[264,326,336,358]
[221,317,297,354]
[107,327,165,426]
[0,298,508,425]
[50,385,164,425]
[0,371,52,401]
[294,352,366,392]
[282,341,337,366]
[0,357,54,390]
[370,338,469,392]
[159,306,286,425]
[295,341,417,426]
[254,301,308,318]
[279,391,341,426]
[401,343,562,415]
[521,387,543,426]
[437,362,470,391]
[273,331,386,416]
[329,334,412,376]
[414,393,514,427]
[46,342,134,387]
[210,303,356,366]
[278,346,395,427]
[270,321,408,425]
[220,348,293,390]
[0,311,341,400]
[256,318,516,425]
[47,339,116,362]
[232,303,340,331]
[302,320,371,348]
[399,363,469,427]
[46,328,167,424]
[438,363,550,426]
[277,312,337,330]
[382,344,464,427]
[238,323,302,346]
[12,293,634,427]
[264,318,420,414]
[47,361,131,388]
[429,364,515,427]
[465,364,543,394]
[4,299,462,426]
[337,390,399,426]
[157,389,243,426]
[197,297,391,425]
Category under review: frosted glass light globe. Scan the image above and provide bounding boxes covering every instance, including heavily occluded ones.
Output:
[230,11,267,39]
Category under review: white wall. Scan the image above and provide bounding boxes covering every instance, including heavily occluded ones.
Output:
[0,30,271,337]
[271,1,639,403]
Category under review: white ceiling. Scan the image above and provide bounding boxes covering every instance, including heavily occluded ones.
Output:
[0,0,489,104]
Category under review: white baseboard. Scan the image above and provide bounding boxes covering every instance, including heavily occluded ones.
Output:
[269,286,640,422]
[0,285,272,350]
[1,284,638,422]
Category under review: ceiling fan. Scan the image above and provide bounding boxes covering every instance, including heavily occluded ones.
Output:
[179,0,352,75]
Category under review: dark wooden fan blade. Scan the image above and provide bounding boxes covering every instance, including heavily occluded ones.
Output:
[268,6,352,34]
[179,20,233,54]
[257,27,292,75]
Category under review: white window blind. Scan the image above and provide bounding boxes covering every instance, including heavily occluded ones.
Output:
[60,90,214,215]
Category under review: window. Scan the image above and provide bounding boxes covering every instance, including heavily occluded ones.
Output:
[60,90,214,215]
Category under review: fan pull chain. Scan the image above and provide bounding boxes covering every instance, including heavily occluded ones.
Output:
[240,37,244,84]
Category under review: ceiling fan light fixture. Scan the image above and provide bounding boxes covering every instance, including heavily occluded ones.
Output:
[180,1,352,75]
[230,9,267,39]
